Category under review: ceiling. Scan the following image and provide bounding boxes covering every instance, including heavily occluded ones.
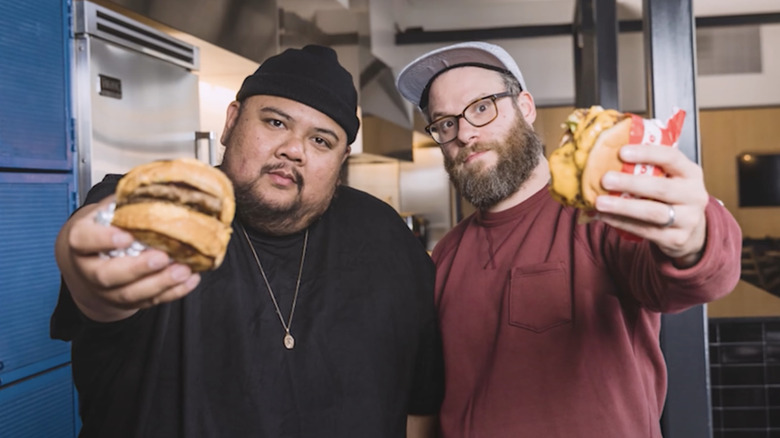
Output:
[109,0,780,79]
[288,0,780,32]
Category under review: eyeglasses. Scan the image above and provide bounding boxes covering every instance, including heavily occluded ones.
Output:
[425,91,515,145]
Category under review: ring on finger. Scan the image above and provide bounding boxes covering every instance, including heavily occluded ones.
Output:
[662,204,676,228]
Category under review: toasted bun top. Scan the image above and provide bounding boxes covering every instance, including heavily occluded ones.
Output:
[116,158,235,223]
[580,117,632,206]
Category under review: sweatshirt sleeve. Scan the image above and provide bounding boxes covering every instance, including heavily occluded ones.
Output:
[606,196,742,313]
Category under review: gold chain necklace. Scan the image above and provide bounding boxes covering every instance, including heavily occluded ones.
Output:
[241,224,309,350]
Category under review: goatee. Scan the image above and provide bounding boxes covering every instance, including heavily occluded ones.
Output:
[232,179,306,235]
[223,163,330,235]
[444,114,544,210]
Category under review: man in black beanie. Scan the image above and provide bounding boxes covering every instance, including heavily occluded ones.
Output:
[52,45,444,438]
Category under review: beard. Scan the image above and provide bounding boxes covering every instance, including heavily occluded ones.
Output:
[443,114,544,210]
[222,157,336,236]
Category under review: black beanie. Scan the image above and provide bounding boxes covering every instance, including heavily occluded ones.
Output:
[236,45,360,145]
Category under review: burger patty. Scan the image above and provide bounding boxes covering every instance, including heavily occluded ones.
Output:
[121,183,223,217]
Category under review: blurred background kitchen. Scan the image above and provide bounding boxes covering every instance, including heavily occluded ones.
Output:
[1,0,779,436]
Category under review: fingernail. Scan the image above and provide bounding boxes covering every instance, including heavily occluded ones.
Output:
[147,253,169,269]
[185,274,201,289]
[620,145,638,161]
[596,195,616,209]
[170,265,191,281]
[601,171,619,189]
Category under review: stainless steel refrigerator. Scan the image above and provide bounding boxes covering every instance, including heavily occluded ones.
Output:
[72,0,215,203]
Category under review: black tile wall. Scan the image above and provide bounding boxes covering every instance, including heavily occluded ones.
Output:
[770,366,780,384]
[723,431,770,438]
[710,317,780,437]
[720,364,765,385]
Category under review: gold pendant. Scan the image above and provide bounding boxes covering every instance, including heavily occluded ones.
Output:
[284,333,295,350]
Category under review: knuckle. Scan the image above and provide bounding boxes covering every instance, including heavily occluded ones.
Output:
[91,268,114,289]
[147,296,161,308]
[669,232,689,249]
[167,283,190,301]
[66,230,79,249]
[113,289,136,306]
[672,233,688,249]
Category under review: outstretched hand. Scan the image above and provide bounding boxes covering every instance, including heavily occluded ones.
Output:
[55,196,201,322]
[592,143,710,268]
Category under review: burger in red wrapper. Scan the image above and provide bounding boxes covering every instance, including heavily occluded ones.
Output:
[549,106,686,225]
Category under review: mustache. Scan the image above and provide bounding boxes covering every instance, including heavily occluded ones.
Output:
[261,162,304,189]
[454,143,493,165]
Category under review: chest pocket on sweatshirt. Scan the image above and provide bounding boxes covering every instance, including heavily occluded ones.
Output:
[508,261,571,333]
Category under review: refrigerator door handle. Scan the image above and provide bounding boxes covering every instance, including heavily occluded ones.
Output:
[195,131,218,165]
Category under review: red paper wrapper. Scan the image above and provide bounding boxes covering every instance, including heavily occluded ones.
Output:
[610,108,686,241]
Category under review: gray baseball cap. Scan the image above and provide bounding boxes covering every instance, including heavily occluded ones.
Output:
[396,41,528,109]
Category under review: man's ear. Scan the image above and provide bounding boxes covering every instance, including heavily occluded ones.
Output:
[516,91,537,125]
[343,145,352,163]
[220,101,241,146]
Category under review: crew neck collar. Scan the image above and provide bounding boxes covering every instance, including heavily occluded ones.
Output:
[475,184,550,227]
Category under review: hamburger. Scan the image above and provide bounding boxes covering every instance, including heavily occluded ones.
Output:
[111,158,235,271]
[548,105,631,212]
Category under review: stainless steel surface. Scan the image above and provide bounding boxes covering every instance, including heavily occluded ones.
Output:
[101,0,278,64]
[195,131,218,165]
[399,146,454,251]
[73,1,201,202]
[359,56,414,161]
[74,0,198,71]
[355,3,413,161]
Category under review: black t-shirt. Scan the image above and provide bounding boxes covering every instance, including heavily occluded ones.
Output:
[51,177,444,438]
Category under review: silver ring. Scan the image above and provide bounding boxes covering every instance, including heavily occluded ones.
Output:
[662,205,676,228]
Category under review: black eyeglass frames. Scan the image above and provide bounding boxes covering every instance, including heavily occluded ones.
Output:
[424,91,515,145]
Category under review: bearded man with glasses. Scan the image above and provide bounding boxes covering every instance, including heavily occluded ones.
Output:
[396,41,742,438]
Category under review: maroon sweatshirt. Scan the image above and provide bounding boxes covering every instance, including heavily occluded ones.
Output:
[431,186,741,438]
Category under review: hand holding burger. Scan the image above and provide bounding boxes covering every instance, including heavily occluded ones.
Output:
[111,158,235,271]
[547,106,711,267]
[55,158,234,321]
[548,106,687,223]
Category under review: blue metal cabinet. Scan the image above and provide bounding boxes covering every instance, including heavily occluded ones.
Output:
[0,0,71,171]
[1,1,84,436]
[0,173,77,436]
[0,173,74,382]
[0,365,77,438]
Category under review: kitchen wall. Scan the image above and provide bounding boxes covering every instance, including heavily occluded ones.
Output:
[699,106,780,318]
[399,146,454,250]
[346,158,401,211]
[699,107,780,238]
